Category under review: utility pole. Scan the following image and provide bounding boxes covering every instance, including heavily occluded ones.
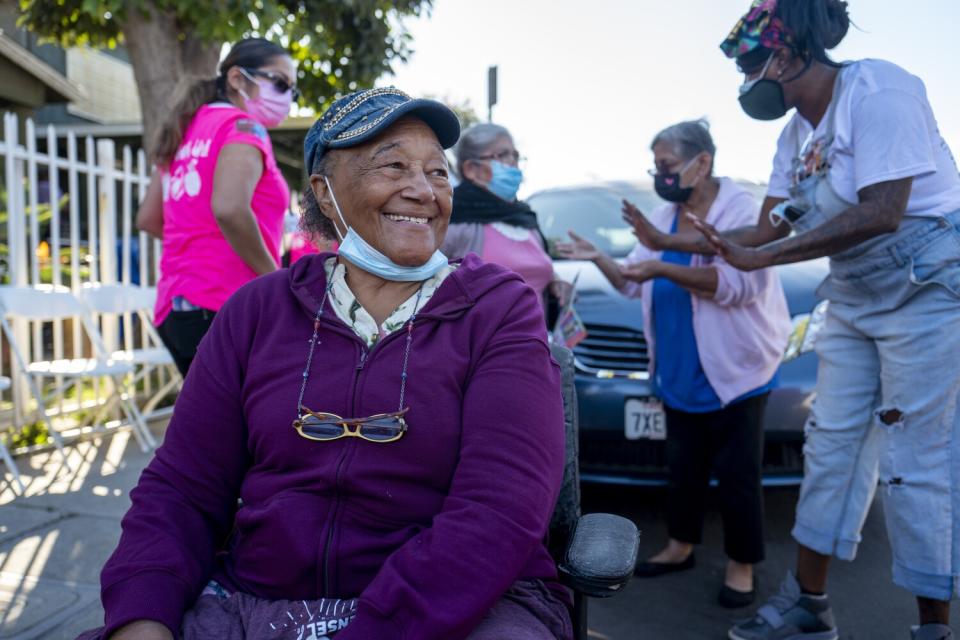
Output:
[487,65,498,122]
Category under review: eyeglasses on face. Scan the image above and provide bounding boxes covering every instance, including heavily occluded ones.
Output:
[240,67,301,100]
[647,155,699,178]
[475,149,524,166]
[293,407,409,443]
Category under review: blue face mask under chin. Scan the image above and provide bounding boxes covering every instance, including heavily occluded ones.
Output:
[486,161,523,201]
[323,176,449,282]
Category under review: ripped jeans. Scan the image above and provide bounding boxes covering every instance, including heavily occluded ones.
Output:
[793,209,960,601]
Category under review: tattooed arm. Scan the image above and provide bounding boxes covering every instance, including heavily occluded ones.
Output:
[690,177,913,270]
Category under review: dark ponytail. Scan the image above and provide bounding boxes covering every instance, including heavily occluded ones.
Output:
[151,37,289,167]
[151,76,219,166]
[775,0,851,67]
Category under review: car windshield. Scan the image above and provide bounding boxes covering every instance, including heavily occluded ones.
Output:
[528,183,664,259]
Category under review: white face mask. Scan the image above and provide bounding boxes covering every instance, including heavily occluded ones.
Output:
[322,176,448,282]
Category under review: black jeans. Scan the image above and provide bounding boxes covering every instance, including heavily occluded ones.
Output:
[157,308,217,377]
[664,392,768,564]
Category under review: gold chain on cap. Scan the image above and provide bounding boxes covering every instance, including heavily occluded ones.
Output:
[322,87,411,132]
[333,104,406,142]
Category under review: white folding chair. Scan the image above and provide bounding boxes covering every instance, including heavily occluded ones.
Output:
[0,285,156,456]
[0,375,25,493]
[79,283,182,419]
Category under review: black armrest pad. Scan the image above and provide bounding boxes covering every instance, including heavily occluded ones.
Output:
[559,513,640,598]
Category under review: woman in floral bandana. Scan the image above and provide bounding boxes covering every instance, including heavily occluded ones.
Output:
[624,2,960,639]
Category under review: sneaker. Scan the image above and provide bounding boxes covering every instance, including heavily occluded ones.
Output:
[911,624,954,640]
[727,572,838,640]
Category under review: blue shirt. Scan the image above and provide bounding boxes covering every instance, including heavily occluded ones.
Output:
[652,214,775,413]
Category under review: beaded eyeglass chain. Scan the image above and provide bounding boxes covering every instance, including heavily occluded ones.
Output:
[295,277,426,419]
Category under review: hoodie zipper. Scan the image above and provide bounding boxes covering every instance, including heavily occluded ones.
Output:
[321,341,366,596]
[303,273,471,595]
[323,445,350,595]
[318,331,403,596]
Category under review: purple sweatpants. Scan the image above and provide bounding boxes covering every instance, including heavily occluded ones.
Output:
[76,579,572,639]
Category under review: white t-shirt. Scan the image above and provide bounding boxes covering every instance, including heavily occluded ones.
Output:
[768,59,960,218]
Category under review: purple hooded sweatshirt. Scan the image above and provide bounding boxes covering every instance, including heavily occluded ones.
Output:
[97,253,567,639]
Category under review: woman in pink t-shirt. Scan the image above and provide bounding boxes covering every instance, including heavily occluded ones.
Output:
[137,38,295,375]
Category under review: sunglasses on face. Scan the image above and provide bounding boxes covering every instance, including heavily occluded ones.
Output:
[240,67,301,100]
[293,407,409,443]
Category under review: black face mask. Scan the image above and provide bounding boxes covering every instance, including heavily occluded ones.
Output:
[738,78,788,121]
[654,171,694,203]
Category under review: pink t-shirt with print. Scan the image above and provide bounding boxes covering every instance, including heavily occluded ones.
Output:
[154,103,289,325]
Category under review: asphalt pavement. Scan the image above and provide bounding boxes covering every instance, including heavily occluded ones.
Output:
[583,484,960,640]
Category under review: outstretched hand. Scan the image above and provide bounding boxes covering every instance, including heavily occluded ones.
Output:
[686,213,772,272]
[619,260,662,284]
[555,231,602,262]
[621,200,665,250]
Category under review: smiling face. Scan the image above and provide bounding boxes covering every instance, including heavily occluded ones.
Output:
[310,117,454,268]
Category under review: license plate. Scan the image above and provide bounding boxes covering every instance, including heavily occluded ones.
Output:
[624,398,667,441]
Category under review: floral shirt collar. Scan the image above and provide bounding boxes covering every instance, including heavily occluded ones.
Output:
[323,257,457,347]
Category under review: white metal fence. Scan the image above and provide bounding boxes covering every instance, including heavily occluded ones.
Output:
[0,111,168,439]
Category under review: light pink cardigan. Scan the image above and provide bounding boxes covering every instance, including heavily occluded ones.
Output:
[619,178,791,405]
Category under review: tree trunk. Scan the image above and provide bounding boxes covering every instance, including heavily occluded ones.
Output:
[180,33,222,78]
[121,2,221,160]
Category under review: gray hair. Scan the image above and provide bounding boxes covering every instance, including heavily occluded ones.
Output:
[299,153,338,240]
[651,119,716,172]
[455,123,513,178]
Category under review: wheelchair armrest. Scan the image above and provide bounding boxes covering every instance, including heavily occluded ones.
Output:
[558,513,640,598]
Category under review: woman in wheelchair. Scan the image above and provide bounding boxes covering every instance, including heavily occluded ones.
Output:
[77,89,572,640]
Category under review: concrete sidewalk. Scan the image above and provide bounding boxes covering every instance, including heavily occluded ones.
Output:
[0,422,165,640]
[7,422,959,640]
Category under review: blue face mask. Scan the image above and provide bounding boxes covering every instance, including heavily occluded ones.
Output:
[324,176,449,282]
[487,161,523,201]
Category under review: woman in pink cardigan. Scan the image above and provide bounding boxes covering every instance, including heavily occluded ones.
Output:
[557,119,790,608]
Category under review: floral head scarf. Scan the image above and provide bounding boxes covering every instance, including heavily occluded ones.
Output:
[720,0,794,59]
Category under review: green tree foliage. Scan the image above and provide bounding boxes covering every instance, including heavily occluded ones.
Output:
[18,0,433,151]
[428,94,482,129]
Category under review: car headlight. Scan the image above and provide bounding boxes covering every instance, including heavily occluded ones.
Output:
[783,300,830,363]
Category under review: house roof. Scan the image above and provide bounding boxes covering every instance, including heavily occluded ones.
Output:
[0,30,84,103]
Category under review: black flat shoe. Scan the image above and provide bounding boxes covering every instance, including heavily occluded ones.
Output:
[633,553,696,577]
[718,583,756,608]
